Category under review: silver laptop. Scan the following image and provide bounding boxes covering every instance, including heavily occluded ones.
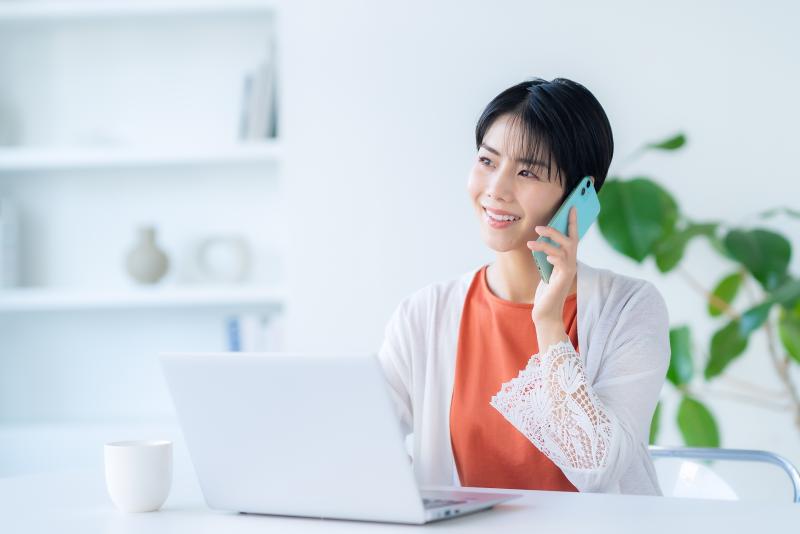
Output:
[159,351,520,524]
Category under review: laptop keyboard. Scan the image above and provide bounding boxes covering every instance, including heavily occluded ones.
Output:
[422,497,467,509]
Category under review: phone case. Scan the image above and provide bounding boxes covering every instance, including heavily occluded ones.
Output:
[532,176,601,284]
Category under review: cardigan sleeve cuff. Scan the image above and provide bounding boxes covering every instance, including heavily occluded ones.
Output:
[489,339,613,472]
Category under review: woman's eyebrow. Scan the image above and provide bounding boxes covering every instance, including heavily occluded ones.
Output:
[479,143,547,167]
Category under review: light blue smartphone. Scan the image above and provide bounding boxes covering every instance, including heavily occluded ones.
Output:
[532,175,601,284]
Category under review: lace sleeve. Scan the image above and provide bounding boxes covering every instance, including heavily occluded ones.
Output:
[489,339,613,472]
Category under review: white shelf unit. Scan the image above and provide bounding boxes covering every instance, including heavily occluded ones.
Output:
[0,1,287,437]
[0,142,282,173]
[0,0,277,21]
[0,285,286,312]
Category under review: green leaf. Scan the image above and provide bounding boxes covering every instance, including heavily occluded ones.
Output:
[769,277,800,310]
[649,401,661,445]
[739,302,773,336]
[667,326,694,386]
[647,133,687,151]
[677,396,720,447]
[653,223,718,273]
[687,222,718,239]
[597,178,679,263]
[758,207,800,220]
[653,230,686,273]
[707,232,737,261]
[705,320,749,379]
[723,229,791,291]
[778,303,800,365]
[708,272,743,317]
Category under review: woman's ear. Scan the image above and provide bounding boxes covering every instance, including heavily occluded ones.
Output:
[589,176,596,187]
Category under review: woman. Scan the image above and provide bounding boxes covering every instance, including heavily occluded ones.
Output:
[377,77,670,495]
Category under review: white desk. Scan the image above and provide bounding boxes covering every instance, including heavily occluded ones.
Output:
[1,467,798,533]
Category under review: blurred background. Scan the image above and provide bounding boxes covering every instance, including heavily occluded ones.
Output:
[0,0,798,502]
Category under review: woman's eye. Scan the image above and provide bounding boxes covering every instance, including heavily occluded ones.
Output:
[478,156,492,166]
[520,169,539,180]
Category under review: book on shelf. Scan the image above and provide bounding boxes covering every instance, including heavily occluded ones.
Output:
[237,73,254,140]
[226,311,284,352]
[0,196,19,288]
[239,33,277,141]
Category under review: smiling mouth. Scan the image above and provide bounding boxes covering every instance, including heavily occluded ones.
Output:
[483,206,522,222]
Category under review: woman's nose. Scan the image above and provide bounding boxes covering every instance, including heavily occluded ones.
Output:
[485,168,515,199]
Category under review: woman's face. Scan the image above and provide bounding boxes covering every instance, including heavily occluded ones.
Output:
[467,113,565,253]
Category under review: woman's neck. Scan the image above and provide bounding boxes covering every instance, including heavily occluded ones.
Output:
[486,252,576,304]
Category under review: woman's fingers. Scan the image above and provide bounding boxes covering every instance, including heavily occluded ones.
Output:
[534,225,571,248]
[567,206,579,239]
[535,206,579,247]
[527,240,563,258]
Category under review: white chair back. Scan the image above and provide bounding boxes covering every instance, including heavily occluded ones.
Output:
[649,446,800,503]
[653,458,738,500]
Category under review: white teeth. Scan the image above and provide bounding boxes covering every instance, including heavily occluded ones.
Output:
[484,208,520,222]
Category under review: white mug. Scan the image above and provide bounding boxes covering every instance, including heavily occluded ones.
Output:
[104,440,173,513]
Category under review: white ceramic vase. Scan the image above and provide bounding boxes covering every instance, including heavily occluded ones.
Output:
[125,226,169,284]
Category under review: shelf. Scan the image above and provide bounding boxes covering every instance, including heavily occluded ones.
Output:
[0,419,190,477]
[0,142,282,173]
[0,0,276,22]
[0,285,286,312]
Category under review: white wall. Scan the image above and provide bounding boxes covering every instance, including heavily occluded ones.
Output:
[279,0,800,497]
[2,0,799,497]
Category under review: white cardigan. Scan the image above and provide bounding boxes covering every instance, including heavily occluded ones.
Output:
[377,260,670,495]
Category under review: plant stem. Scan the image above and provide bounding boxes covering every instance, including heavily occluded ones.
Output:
[717,374,789,399]
[678,267,800,431]
[741,271,761,302]
[613,146,646,173]
[741,274,800,429]
[691,385,793,412]
[763,319,800,428]
[676,266,741,321]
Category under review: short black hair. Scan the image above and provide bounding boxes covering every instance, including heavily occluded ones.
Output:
[475,77,614,197]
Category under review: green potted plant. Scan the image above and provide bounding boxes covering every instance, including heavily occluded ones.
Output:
[596,133,800,447]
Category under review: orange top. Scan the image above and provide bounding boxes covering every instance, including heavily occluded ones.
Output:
[449,264,579,491]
